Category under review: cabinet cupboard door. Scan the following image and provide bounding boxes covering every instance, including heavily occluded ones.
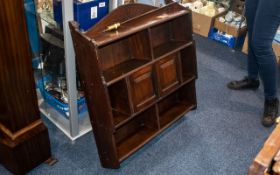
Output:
[129,66,156,112]
[156,54,180,96]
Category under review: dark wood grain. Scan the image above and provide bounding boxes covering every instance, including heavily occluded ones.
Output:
[129,66,156,112]
[114,106,158,161]
[70,3,197,169]
[248,123,280,175]
[155,54,180,97]
[85,3,157,37]
[153,41,192,59]
[158,80,196,128]
[108,80,131,125]
[99,30,152,83]
[103,59,150,83]
[0,0,51,174]
[0,0,39,132]
[88,4,189,46]
[180,42,198,81]
[70,22,120,168]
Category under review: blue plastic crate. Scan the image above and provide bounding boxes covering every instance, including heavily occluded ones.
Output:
[53,0,109,31]
[37,76,87,118]
[208,27,245,49]
[24,0,41,57]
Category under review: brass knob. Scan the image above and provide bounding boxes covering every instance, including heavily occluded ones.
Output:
[103,23,121,32]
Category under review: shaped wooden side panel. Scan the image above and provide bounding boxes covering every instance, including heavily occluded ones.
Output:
[69,21,119,168]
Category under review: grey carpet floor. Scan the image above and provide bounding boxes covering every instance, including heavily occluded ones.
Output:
[0,35,277,175]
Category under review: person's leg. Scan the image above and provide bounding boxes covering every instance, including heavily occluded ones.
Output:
[251,0,280,127]
[227,0,260,90]
[251,0,280,100]
[246,0,259,80]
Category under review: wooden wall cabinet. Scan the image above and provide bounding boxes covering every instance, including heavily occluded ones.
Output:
[0,1,51,174]
[70,3,197,168]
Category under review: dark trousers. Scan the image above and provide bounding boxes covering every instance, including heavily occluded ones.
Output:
[245,0,280,100]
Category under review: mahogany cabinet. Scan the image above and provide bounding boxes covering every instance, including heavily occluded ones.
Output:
[70,3,197,168]
[0,0,51,174]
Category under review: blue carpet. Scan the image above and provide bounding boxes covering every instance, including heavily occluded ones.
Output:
[0,35,277,175]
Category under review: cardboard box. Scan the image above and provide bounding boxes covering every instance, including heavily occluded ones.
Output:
[208,0,246,48]
[242,34,280,63]
[213,0,246,38]
[181,0,227,37]
[192,10,226,37]
[214,16,247,37]
[273,41,280,63]
[241,33,248,53]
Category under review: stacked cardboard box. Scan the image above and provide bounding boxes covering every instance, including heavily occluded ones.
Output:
[207,0,246,48]
[181,0,228,37]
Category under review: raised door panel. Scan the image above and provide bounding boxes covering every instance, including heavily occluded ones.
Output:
[156,54,180,96]
[129,66,156,112]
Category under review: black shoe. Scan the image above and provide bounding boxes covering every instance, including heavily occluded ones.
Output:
[227,77,260,90]
[262,98,279,127]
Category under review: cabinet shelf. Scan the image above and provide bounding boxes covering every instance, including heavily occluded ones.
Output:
[103,59,150,84]
[108,79,132,126]
[70,3,197,169]
[114,75,196,130]
[159,103,195,129]
[114,106,158,161]
[157,75,196,102]
[112,110,130,126]
[117,127,159,161]
[180,43,197,81]
[153,41,192,59]
[158,80,196,128]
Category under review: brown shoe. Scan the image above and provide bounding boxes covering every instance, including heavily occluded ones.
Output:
[262,98,279,127]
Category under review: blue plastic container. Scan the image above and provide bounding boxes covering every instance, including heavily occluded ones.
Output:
[208,28,245,49]
[53,0,109,31]
[37,76,88,118]
[24,0,40,57]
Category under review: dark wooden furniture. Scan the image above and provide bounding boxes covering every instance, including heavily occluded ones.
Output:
[0,1,51,174]
[70,3,197,169]
[248,124,280,175]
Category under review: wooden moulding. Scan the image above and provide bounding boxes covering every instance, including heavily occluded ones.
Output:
[70,2,197,169]
[0,120,43,142]
[248,124,280,175]
[0,0,51,174]
[0,123,51,175]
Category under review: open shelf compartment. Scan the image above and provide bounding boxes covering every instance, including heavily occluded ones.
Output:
[98,29,152,83]
[158,80,196,129]
[114,105,159,161]
[179,42,197,82]
[150,14,192,59]
[108,79,132,126]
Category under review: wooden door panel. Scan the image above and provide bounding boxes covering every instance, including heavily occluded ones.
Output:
[129,66,156,112]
